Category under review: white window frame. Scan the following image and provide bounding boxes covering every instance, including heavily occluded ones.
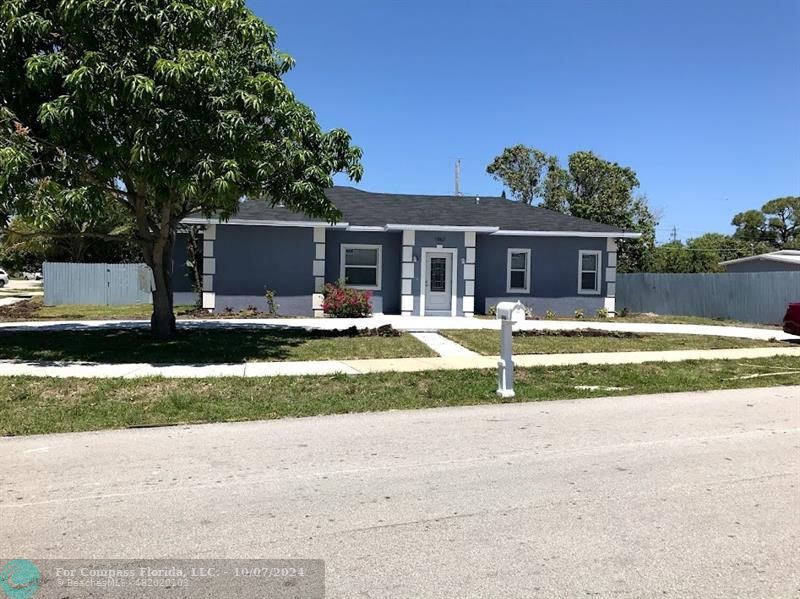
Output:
[340,244,382,290]
[506,248,531,294]
[577,250,602,295]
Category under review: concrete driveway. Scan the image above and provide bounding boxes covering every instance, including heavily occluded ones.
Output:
[2,387,798,598]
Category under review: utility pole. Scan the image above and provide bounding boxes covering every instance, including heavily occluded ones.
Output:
[454,160,461,196]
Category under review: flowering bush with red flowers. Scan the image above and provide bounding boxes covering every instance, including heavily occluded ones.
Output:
[322,281,373,318]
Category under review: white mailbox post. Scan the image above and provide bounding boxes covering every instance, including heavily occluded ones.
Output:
[495,301,527,398]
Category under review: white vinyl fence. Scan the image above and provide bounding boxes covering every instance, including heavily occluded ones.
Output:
[43,262,154,306]
[617,272,800,324]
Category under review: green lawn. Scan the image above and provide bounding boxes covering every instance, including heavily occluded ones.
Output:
[0,298,198,320]
[440,329,783,356]
[1,357,798,435]
[0,328,435,364]
[475,312,781,329]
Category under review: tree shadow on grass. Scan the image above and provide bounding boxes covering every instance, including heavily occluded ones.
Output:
[0,327,327,364]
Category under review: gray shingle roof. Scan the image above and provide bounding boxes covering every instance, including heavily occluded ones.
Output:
[209,186,631,234]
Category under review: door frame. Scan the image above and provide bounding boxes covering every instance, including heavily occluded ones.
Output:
[419,247,458,317]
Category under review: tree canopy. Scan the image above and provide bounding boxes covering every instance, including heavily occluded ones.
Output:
[732,196,800,248]
[486,146,657,272]
[0,0,362,336]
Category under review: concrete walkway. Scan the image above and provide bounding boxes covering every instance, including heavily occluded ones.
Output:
[0,314,795,341]
[409,331,479,357]
[1,346,798,379]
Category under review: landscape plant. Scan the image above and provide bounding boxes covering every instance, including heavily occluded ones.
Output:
[322,281,372,318]
[0,0,362,337]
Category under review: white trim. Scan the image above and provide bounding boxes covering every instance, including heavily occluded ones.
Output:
[340,244,382,290]
[182,217,347,228]
[605,266,616,283]
[604,296,616,315]
[492,230,641,239]
[202,291,215,309]
[202,257,216,275]
[606,238,618,252]
[315,243,325,260]
[402,246,413,262]
[203,224,217,241]
[401,279,412,295]
[401,262,415,279]
[463,263,475,280]
[387,224,498,233]
[578,250,602,295]
[464,280,474,296]
[312,259,325,278]
[313,227,326,243]
[314,276,325,293]
[465,247,476,263]
[720,251,800,266]
[402,230,415,245]
[202,274,213,292]
[464,231,477,247]
[420,247,458,317]
[606,281,616,297]
[401,295,413,312]
[506,248,531,294]
[462,296,474,313]
[346,226,385,232]
[607,252,617,268]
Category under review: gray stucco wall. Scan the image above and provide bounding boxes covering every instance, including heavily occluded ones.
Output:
[475,235,609,316]
[325,230,402,314]
[213,225,314,314]
[723,260,800,273]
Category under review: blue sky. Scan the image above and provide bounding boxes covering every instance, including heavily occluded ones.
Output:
[251,0,799,243]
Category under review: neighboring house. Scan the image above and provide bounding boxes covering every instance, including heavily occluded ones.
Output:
[720,250,800,273]
[175,186,640,317]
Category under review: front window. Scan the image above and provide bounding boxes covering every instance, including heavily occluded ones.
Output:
[578,250,602,294]
[340,244,382,290]
[506,248,531,293]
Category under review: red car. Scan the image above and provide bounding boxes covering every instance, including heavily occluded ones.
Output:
[784,303,800,336]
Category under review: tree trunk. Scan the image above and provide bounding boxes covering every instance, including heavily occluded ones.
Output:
[148,234,176,339]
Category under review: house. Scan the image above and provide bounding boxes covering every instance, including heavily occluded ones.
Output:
[720,250,800,273]
[175,186,640,317]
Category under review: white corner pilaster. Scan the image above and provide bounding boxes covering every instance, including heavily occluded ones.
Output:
[401,230,415,316]
[463,231,476,317]
[201,225,216,310]
[605,237,618,317]
[313,227,326,317]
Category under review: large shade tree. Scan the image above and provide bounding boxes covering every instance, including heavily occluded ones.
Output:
[0,0,362,337]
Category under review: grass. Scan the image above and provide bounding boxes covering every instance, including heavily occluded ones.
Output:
[1,357,798,435]
[475,312,781,329]
[0,298,197,320]
[0,328,435,364]
[439,329,785,356]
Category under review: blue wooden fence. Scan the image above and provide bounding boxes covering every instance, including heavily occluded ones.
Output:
[616,272,800,324]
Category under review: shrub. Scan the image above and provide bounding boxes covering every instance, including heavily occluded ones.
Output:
[574,308,585,320]
[544,309,556,320]
[595,307,609,319]
[264,288,279,316]
[523,305,536,319]
[322,281,372,318]
[619,306,629,318]
[486,304,497,317]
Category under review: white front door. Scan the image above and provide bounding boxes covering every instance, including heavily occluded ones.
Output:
[425,252,452,313]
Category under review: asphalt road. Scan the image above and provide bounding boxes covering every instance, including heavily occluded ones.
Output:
[2,387,799,598]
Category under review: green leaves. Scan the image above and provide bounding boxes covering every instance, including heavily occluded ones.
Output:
[487,146,656,271]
